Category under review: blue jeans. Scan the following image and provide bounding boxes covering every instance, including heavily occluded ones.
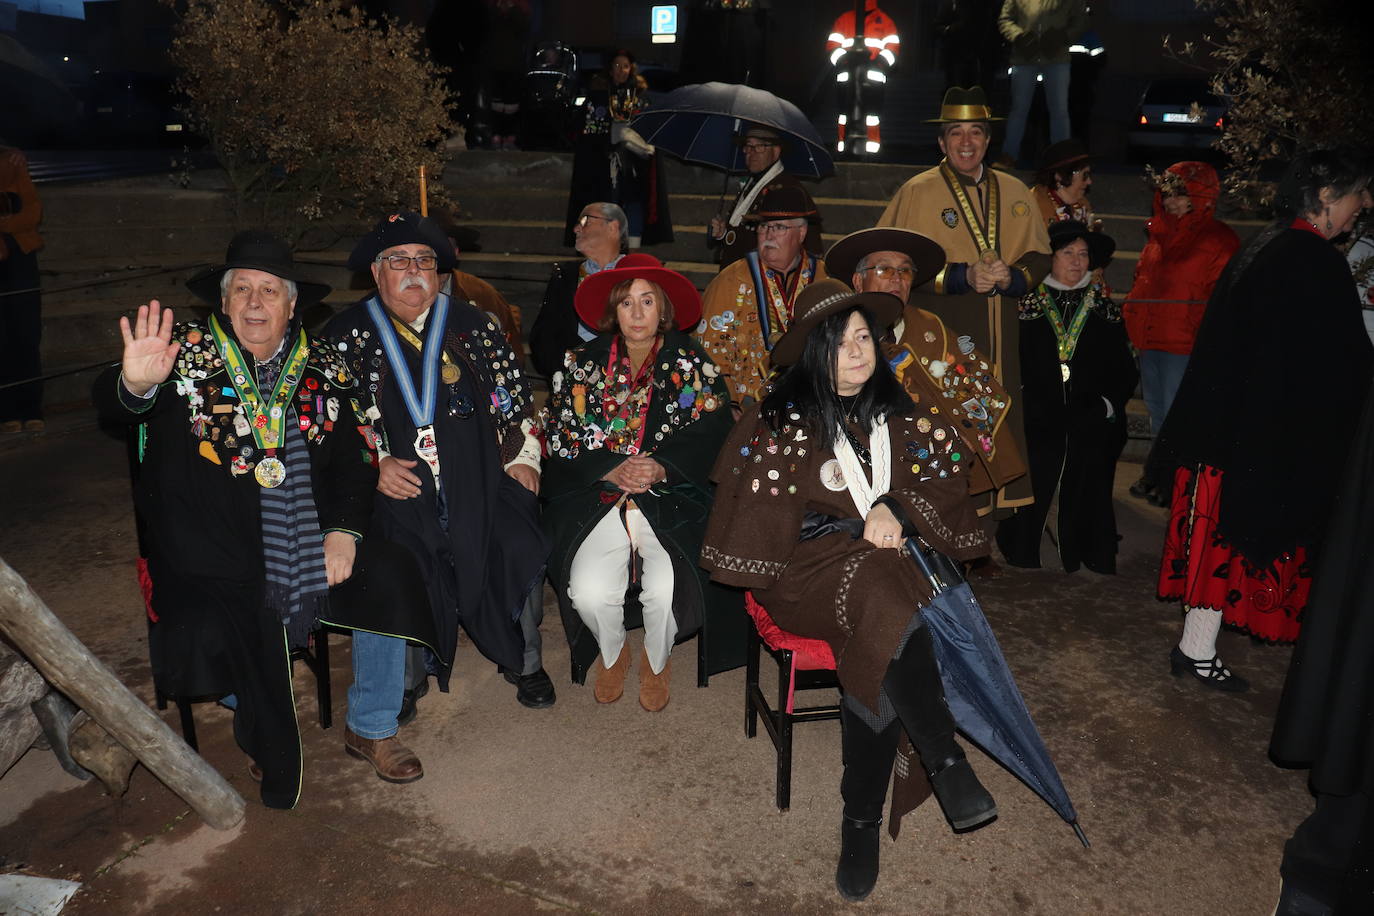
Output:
[1138,349,1191,434]
[348,630,406,739]
[1003,62,1072,162]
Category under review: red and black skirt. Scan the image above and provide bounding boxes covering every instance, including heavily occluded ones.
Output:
[1157,464,1312,644]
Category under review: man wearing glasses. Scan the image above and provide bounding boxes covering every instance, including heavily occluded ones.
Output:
[326,212,554,732]
[708,125,825,271]
[529,202,629,379]
[697,184,829,407]
[826,227,1027,520]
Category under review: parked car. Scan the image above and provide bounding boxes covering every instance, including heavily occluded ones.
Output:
[1126,77,1226,159]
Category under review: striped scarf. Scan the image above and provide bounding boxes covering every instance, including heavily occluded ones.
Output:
[254,351,330,647]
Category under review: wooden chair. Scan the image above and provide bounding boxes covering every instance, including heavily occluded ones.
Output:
[743,592,842,811]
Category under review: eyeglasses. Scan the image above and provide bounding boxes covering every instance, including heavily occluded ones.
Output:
[758,221,804,236]
[578,213,612,227]
[1072,167,1093,179]
[859,265,915,279]
[376,254,438,270]
[742,142,778,152]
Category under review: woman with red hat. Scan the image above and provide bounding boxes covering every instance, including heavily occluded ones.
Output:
[538,255,739,711]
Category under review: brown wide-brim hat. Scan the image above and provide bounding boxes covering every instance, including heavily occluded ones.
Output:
[573,253,702,331]
[1038,138,1092,174]
[1049,220,1116,271]
[823,228,946,289]
[925,86,1003,123]
[186,229,332,307]
[346,210,458,273]
[743,182,819,224]
[770,278,904,369]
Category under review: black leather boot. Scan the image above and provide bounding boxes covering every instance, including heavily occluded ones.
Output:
[883,625,997,833]
[835,705,900,901]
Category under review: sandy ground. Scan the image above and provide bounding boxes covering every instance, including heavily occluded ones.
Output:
[0,413,1304,914]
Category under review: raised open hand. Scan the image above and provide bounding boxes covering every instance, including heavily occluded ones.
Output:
[119,301,180,396]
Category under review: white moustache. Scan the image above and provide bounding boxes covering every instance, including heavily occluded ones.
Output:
[400,275,431,292]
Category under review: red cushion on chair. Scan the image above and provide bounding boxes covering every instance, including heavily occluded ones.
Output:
[745,592,836,671]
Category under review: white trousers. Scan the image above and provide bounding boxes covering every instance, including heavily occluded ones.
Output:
[566,505,677,674]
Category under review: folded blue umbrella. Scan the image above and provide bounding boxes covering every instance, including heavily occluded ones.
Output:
[908,541,1090,847]
[629,81,834,178]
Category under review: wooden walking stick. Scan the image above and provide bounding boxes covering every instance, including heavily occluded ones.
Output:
[419,165,428,217]
[0,557,245,829]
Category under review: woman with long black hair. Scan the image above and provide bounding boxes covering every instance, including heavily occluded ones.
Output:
[701,278,996,901]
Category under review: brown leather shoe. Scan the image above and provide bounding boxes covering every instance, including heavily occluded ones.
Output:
[344,727,424,783]
[593,643,631,704]
[638,648,671,712]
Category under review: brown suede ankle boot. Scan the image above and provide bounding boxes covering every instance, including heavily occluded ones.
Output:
[593,644,631,703]
[638,648,671,712]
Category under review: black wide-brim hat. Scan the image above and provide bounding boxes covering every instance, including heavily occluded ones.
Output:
[1037,138,1091,174]
[770,278,904,369]
[926,86,1003,123]
[1048,220,1116,270]
[573,253,702,331]
[185,229,332,307]
[347,210,458,273]
[743,182,820,224]
[824,228,946,289]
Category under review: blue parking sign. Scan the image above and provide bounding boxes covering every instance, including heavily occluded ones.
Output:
[651,5,677,36]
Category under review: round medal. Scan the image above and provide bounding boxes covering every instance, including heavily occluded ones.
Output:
[441,363,460,385]
[255,456,286,488]
[1060,363,1072,382]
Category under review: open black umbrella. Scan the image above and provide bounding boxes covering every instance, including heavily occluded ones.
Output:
[629,81,834,178]
[908,541,1090,847]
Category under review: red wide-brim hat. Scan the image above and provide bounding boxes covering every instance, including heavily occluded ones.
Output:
[572,253,702,331]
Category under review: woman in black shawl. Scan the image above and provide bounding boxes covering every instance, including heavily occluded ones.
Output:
[1148,149,1373,692]
[996,220,1137,573]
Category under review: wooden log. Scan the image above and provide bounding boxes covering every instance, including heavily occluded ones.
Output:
[0,558,245,830]
[0,707,42,777]
[0,640,49,774]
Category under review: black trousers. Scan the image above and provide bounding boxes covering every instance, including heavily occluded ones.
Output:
[0,241,41,422]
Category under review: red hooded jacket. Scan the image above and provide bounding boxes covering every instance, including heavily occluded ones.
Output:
[1122,161,1239,355]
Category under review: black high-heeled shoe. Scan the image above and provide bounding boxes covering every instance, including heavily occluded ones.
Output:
[928,753,998,832]
[835,815,882,901]
[1170,646,1249,693]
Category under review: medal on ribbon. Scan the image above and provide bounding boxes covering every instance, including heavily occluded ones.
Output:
[209,315,308,488]
[365,293,452,482]
[940,160,1000,268]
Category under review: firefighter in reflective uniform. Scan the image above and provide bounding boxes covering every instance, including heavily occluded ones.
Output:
[827,0,900,156]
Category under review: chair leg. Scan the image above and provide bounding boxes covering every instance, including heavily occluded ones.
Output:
[175,697,198,752]
[745,625,761,738]
[776,648,793,812]
[697,622,709,688]
[314,628,331,730]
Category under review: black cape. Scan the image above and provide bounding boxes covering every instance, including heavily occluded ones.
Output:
[1271,374,1374,795]
[1147,226,1374,567]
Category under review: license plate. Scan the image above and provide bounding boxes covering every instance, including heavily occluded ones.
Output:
[1163,112,1198,123]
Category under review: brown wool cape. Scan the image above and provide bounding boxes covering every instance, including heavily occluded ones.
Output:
[700,403,987,712]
